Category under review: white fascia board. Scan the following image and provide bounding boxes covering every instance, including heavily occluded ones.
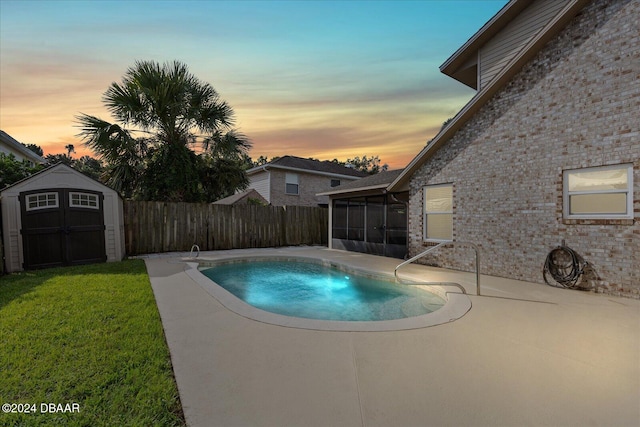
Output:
[317,183,388,197]
[249,164,364,180]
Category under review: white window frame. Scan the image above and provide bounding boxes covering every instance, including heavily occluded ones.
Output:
[563,164,633,219]
[69,192,100,209]
[423,183,453,242]
[285,173,299,195]
[25,192,59,211]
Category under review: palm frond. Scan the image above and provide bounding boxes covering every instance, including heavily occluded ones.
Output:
[75,114,140,161]
[75,114,147,196]
[202,130,252,158]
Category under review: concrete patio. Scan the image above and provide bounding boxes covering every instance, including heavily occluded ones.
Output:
[143,247,639,427]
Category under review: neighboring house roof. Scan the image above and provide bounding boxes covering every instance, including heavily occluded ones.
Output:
[0,130,46,164]
[389,0,588,192]
[212,189,268,205]
[247,155,368,179]
[317,169,404,197]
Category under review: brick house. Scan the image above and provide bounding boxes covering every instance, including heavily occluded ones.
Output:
[246,156,367,207]
[384,0,639,296]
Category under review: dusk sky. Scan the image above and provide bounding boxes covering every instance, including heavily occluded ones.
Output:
[1,0,507,169]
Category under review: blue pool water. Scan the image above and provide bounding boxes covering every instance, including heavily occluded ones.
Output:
[200,260,445,321]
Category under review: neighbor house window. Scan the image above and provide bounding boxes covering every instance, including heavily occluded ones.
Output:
[25,192,58,211]
[330,179,341,187]
[424,184,453,241]
[563,164,633,219]
[285,173,299,195]
[69,192,99,209]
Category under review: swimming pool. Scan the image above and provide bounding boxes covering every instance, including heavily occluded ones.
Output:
[186,256,471,331]
[200,259,445,322]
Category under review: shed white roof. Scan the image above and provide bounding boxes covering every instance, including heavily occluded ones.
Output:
[0,163,120,198]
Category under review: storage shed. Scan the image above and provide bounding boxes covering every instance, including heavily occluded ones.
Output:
[0,163,125,272]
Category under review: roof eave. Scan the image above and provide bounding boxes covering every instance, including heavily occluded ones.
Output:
[390,0,587,192]
[0,131,46,164]
[248,164,364,180]
[440,0,528,84]
[317,183,390,197]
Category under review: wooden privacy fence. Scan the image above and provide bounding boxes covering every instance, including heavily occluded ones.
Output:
[123,201,328,255]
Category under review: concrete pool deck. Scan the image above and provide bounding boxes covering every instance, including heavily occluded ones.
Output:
[143,247,640,427]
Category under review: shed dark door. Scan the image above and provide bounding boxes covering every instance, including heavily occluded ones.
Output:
[20,189,106,269]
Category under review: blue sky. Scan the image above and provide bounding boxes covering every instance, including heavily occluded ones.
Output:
[1,0,507,168]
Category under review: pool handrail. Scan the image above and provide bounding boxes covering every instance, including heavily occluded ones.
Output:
[189,244,200,259]
[394,241,481,296]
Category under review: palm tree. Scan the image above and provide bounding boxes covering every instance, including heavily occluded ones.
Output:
[64,144,75,158]
[76,60,251,201]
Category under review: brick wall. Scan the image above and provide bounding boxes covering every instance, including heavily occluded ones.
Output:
[408,0,639,297]
[269,170,355,207]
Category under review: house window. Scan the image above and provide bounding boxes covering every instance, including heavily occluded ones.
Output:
[330,179,341,187]
[285,173,299,195]
[26,192,59,211]
[563,164,633,219]
[423,184,453,241]
[69,192,99,209]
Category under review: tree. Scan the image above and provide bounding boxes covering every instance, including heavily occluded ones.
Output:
[74,155,105,181]
[334,155,388,175]
[0,153,43,188]
[23,143,43,157]
[44,153,73,166]
[76,60,251,201]
[251,155,270,167]
[65,144,76,158]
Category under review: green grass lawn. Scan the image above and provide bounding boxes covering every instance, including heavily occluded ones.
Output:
[0,260,185,426]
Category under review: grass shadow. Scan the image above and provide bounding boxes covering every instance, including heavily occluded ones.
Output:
[0,260,146,312]
[0,269,55,311]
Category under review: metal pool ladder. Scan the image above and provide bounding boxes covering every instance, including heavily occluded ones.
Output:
[189,244,200,259]
[394,241,481,296]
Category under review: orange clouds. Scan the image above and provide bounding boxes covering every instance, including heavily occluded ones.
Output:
[1,0,505,169]
[0,49,119,157]
[231,84,465,169]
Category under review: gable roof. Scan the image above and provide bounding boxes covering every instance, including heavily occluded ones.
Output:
[442,0,573,90]
[389,0,588,192]
[440,0,530,89]
[317,169,404,197]
[212,189,268,205]
[247,155,368,179]
[0,163,119,197]
[0,130,46,164]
